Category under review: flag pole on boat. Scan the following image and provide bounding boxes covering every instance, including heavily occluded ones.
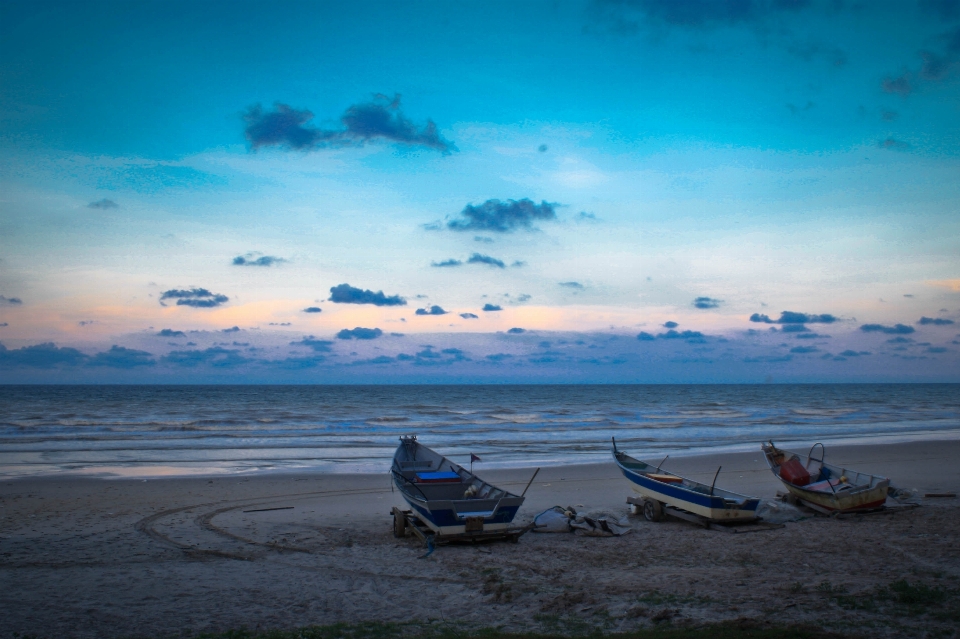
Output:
[470,453,481,474]
[521,468,541,497]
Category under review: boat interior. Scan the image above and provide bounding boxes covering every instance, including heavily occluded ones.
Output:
[393,438,513,504]
[763,443,887,494]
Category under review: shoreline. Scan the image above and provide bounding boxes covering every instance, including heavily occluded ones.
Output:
[4,430,960,484]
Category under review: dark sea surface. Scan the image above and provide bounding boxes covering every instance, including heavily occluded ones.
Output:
[2,384,959,478]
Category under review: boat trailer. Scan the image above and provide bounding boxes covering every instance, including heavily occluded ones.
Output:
[625,496,784,533]
[391,506,533,546]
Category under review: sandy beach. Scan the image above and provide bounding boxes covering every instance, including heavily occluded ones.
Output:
[2,440,960,638]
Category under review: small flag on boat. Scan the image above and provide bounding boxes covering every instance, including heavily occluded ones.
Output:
[471,453,482,463]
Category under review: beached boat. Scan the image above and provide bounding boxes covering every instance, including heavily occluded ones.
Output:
[761,441,890,513]
[391,435,526,537]
[612,438,761,523]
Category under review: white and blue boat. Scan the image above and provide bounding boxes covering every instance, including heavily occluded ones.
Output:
[612,438,761,523]
[391,436,525,537]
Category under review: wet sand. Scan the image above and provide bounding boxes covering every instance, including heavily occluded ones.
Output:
[2,440,959,637]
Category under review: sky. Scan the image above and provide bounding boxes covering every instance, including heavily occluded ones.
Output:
[1,0,959,383]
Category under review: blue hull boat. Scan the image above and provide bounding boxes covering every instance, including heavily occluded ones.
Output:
[613,438,761,523]
[391,436,524,536]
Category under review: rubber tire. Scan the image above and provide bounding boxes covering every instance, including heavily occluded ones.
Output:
[642,499,664,522]
[393,511,406,538]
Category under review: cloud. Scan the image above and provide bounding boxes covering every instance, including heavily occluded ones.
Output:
[87,198,118,209]
[538,144,548,152]
[882,110,899,121]
[887,336,913,344]
[290,336,333,352]
[88,345,155,368]
[795,333,830,340]
[692,297,722,309]
[918,316,955,325]
[0,323,7,327]
[637,332,656,341]
[559,282,585,290]
[921,0,960,20]
[659,329,704,340]
[415,305,448,316]
[446,199,558,233]
[474,236,494,244]
[881,73,912,96]
[790,346,819,354]
[663,321,678,328]
[750,311,837,324]
[0,296,23,305]
[600,0,810,30]
[232,253,286,267]
[460,313,479,319]
[467,253,506,268]
[860,323,916,334]
[0,342,88,368]
[336,327,383,340]
[242,94,455,154]
[507,327,526,334]
[839,350,871,357]
[431,258,462,267]
[221,326,241,333]
[329,283,406,306]
[163,347,250,368]
[303,307,322,313]
[781,324,809,333]
[159,288,229,308]
[156,329,185,337]
[928,346,949,353]
[486,353,513,362]
[879,137,911,151]
[482,304,502,312]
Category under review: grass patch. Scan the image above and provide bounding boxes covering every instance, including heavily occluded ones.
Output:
[815,579,959,619]
[186,620,852,639]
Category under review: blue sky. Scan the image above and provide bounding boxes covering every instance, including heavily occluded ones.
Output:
[1,0,959,382]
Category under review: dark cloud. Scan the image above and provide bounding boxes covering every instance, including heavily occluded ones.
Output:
[329,283,406,306]
[839,350,871,357]
[659,329,704,340]
[474,236,494,244]
[0,323,7,327]
[467,253,506,268]
[693,297,722,309]
[221,326,241,333]
[87,198,118,209]
[88,345,155,368]
[336,327,383,340]
[918,316,955,325]
[0,342,88,368]
[271,355,327,369]
[928,346,949,353]
[0,296,23,305]
[881,73,912,96]
[781,324,809,333]
[511,261,526,268]
[290,336,333,352]
[159,288,229,308]
[232,253,286,267]
[790,346,819,354]
[559,282,585,290]
[415,305,448,316]
[663,321,678,328]
[486,353,513,362]
[516,294,532,303]
[482,304,502,312]
[163,347,250,368]
[860,323,916,334]
[242,95,455,154]
[750,311,837,324]
[507,327,526,334]
[879,137,911,151]
[920,50,953,80]
[795,333,830,340]
[156,328,186,337]
[78,320,95,327]
[460,313,479,319]
[637,332,656,341]
[447,199,558,233]
[303,307,322,313]
[269,322,291,326]
[431,258,462,268]
[887,336,913,344]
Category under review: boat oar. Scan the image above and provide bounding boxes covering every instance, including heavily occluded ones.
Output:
[521,468,541,497]
[710,466,722,496]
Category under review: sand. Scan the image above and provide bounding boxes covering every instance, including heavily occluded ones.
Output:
[2,440,960,638]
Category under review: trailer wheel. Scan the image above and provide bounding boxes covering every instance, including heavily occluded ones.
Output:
[642,499,664,522]
[393,510,406,538]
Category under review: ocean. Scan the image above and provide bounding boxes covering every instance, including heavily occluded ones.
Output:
[2,384,959,478]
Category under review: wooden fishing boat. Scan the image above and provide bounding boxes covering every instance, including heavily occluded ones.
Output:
[612,438,761,523]
[391,435,527,538]
[761,441,890,513]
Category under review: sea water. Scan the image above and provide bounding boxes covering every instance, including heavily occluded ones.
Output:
[1,384,958,478]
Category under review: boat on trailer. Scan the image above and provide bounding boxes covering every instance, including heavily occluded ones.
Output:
[612,438,761,524]
[391,435,529,542]
[761,441,890,514]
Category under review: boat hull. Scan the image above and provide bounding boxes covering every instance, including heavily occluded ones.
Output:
[618,464,760,521]
[778,480,889,512]
[399,492,523,535]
